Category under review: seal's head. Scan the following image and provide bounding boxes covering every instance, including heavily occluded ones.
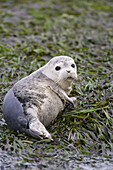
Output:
[41,56,77,94]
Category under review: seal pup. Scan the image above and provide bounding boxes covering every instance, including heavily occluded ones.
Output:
[3,56,77,140]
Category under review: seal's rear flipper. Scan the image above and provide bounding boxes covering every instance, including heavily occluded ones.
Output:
[3,88,27,131]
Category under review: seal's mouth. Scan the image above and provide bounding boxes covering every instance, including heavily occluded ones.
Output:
[67,77,74,81]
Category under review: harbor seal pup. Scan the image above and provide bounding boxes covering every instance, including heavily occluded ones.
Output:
[3,56,77,140]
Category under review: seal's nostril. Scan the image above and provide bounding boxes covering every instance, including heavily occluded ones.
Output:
[67,70,70,73]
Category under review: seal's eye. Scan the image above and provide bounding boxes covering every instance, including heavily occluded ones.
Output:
[71,64,75,68]
[55,66,61,71]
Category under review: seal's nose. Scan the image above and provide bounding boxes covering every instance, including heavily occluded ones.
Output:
[66,70,70,73]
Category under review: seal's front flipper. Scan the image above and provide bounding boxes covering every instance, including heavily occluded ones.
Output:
[69,97,77,108]
[28,119,53,140]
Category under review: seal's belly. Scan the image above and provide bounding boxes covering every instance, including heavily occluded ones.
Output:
[38,89,64,127]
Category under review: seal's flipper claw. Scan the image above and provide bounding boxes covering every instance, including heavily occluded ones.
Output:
[47,134,53,141]
[28,129,53,140]
[71,100,75,107]
[26,129,43,140]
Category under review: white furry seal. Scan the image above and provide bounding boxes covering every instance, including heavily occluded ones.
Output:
[3,56,77,140]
